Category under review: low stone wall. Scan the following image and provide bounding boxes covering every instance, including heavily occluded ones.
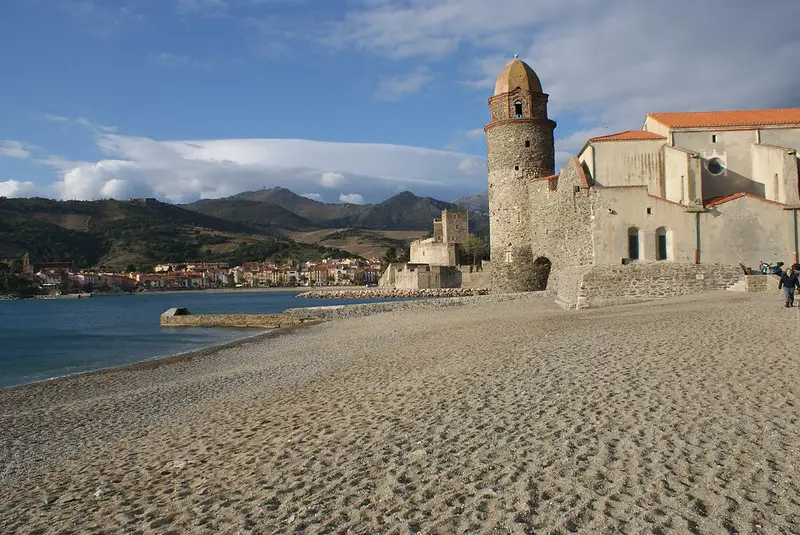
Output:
[160,314,304,329]
[573,263,742,309]
[296,288,489,299]
[745,274,781,292]
[286,291,548,321]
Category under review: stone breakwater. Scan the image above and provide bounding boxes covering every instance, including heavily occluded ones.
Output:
[295,288,490,299]
[286,291,547,321]
[160,313,305,329]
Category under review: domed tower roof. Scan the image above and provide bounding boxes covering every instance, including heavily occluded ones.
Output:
[493,55,543,96]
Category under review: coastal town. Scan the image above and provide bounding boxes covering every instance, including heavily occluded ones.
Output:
[0,253,384,297]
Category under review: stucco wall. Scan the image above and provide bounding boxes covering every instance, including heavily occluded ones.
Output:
[758,127,800,150]
[751,144,800,205]
[590,140,665,193]
[410,239,456,266]
[701,195,795,267]
[664,146,702,204]
[590,187,696,264]
[574,263,741,309]
[672,129,762,199]
[643,117,670,138]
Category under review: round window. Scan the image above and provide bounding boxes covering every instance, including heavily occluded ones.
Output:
[707,157,724,175]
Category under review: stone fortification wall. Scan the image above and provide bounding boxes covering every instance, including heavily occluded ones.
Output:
[572,263,741,309]
[295,288,489,299]
[527,157,595,301]
[458,265,491,289]
[160,314,303,329]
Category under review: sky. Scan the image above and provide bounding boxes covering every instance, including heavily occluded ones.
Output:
[1,0,800,205]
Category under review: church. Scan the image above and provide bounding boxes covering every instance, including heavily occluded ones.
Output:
[487,56,800,308]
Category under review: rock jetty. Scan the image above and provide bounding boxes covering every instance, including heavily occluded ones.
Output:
[295,288,490,299]
[160,310,305,329]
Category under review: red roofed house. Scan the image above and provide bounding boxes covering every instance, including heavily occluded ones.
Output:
[485,56,800,308]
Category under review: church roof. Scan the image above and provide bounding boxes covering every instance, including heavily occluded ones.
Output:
[704,192,785,208]
[589,130,666,142]
[647,108,800,129]
[494,56,543,96]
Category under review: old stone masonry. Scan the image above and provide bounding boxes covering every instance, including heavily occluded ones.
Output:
[486,55,800,308]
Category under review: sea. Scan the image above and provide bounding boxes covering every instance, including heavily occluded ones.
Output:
[0,290,400,389]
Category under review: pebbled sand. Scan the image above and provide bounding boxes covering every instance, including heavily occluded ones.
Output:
[1,291,798,534]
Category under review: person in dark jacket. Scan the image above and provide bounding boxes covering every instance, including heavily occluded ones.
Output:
[778,268,798,307]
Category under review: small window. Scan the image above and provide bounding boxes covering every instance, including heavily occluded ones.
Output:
[525,140,531,148]
[711,134,717,143]
[514,100,523,118]
[514,165,519,171]
[646,207,652,215]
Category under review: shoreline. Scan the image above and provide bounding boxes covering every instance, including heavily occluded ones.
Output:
[0,321,322,394]
[0,293,528,392]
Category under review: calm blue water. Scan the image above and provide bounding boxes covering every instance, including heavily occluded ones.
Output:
[0,291,402,389]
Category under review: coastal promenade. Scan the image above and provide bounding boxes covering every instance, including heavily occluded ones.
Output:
[0,291,798,533]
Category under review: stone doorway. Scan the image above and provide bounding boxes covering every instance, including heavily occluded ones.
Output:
[532,257,552,291]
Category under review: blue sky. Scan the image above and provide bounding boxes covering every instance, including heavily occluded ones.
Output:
[1,0,800,204]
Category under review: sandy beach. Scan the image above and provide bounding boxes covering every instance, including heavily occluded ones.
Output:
[1,291,798,534]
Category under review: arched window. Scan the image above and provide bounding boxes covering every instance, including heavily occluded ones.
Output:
[628,227,640,260]
[656,227,668,260]
[514,100,523,118]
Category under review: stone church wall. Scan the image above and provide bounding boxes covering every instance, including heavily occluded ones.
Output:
[527,157,596,303]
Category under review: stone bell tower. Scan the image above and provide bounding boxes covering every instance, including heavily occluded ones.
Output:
[485,55,556,292]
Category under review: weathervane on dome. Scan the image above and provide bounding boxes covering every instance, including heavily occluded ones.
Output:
[514,53,519,59]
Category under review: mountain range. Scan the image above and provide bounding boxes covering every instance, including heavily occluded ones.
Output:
[0,189,490,269]
[184,188,489,233]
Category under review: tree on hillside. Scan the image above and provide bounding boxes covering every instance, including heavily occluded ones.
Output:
[382,247,398,265]
[463,234,487,272]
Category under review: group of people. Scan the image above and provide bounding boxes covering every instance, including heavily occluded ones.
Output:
[778,264,800,307]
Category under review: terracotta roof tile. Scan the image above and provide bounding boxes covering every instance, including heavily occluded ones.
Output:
[704,192,785,208]
[589,130,666,142]
[648,108,800,128]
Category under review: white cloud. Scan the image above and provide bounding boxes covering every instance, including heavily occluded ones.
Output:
[0,180,39,198]
[43,114,70,123]
[0,141,31,160]
[320,171,345,188]
[458,158,484,175]
[376,68,434,101]
[339,193,365,204]
[154,52,214,70]
[42,131,486,203]
[174,0,229,15]
[332,0,800,154]
[301,193,323,201]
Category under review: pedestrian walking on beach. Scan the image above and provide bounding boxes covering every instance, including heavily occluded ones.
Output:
[778,267,798,307]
